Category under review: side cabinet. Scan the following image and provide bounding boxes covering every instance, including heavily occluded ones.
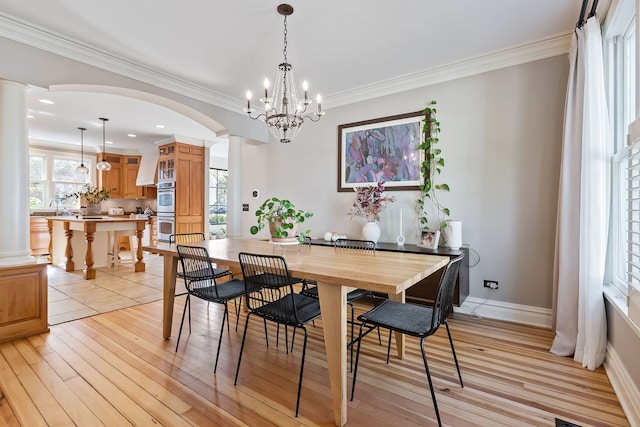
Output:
[309,240,469,307]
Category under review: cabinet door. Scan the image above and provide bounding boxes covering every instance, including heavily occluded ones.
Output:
[123,156,143,199]
[98,153,123,198]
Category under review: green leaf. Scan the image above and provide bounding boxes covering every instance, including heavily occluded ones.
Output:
[437,158,444,166]
[443,208,451,215]
[440,183,450,191]
[250,225,259,235]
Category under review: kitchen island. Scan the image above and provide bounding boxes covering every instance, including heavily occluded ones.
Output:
[48,216,147,279]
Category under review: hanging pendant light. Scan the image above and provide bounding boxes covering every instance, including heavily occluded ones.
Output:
[95,117,111,171]
[244,3,324,143]
[76,127,89,174]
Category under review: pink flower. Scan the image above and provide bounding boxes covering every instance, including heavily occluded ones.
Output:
[348,181,396,222]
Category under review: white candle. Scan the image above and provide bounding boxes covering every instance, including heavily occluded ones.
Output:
[399,209,403,233]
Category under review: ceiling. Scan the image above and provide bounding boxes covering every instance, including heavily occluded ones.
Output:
[0,0,603,154]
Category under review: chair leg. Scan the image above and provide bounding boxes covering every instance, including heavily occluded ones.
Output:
[290,326,297,353]
[420,338,442,427]
[175,294,190,352]
[350,323,366,401]
[187,294,192,333]
[263,319,269,347]
[368,293,382,345]
[348,302,355,372]
[295,327,309,417]
[445,320,464,388]
[214,304,228,373]
[386,329,392,364]
[234,313,252,385]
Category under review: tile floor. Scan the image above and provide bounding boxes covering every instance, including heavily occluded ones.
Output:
[46,252,179,325]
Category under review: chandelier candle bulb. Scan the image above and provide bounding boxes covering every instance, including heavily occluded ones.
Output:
[263,79,269,100]
[303,80,308,102]
[317,95,322,114]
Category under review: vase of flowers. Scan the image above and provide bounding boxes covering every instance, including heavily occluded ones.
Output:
[348,181,396,243]
[62,184,114,215]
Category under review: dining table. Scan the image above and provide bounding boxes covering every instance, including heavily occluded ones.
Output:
[143,237,448,427]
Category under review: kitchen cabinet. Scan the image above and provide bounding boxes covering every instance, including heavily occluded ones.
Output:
[97,153,123,198]
[29,217,50,256]
[175,144,204,234]
[124,155,143,199]
[99,153,156,199]
[158,143,176,182]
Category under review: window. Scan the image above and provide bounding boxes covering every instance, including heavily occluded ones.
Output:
[209,168,228,236]
[606,6,636,297]
[29,148,92,209]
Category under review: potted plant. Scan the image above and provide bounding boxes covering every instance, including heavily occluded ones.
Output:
[348,181,395,243]
[416,100,450,242]
[250,197,313,242]
[62,184,114,215]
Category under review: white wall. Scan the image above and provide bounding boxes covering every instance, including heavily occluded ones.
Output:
[242,55,568,309]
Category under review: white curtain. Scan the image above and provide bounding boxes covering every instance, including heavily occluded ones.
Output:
[551,16,610,370]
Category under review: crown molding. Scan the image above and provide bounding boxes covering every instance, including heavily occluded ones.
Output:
[325,32,573,109]
[0,13,245,112]
[0,12,572,112]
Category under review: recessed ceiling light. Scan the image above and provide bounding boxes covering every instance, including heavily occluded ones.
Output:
[127,134,137,138]
[155,124,165,129]
[26,114,34,119]
[38,99,54,105]
[106,140,114,144]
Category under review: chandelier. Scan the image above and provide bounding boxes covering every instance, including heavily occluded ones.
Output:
[95,117,111,171]
[244,3,324,143]
[76,127,89,174]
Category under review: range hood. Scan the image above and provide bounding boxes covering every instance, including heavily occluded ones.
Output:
[136,147,159,186]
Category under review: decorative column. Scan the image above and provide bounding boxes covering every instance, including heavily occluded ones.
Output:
[0,79,32,266]
[227,135,243,238]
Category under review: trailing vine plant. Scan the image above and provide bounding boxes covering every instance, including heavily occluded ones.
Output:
[416,100,450,232]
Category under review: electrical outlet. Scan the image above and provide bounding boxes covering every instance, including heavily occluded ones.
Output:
[484,280,499,290]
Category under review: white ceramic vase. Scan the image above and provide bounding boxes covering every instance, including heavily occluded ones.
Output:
[362,221,380,243]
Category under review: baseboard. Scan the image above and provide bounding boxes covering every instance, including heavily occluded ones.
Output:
[455,296,553,328]
[604,344,640,427]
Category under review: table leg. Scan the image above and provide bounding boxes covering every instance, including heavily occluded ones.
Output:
[134,227,145,272]
[162,255,178,339]
[317,282,347,427]
[83,223,96,280]
[387,291,406,358]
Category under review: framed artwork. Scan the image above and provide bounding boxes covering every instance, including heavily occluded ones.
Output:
[338,111,425,192]
[417,230,440,249]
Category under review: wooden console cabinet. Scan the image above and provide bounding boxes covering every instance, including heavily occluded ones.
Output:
[30,217,50,256]
[310,239,469,307]
[0,261,49,343]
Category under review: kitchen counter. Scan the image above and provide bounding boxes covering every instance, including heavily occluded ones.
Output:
[48,217,147,279]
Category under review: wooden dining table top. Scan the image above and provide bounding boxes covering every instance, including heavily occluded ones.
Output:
[146,237,449,294]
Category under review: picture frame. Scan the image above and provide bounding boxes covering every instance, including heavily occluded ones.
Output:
[417,230,440,249]
[337,111,425,192]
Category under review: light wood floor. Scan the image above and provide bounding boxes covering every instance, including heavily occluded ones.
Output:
[0,279,630,426]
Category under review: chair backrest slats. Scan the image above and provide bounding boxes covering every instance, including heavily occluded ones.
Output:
[334,238,376,253]
[176,245,220,299]
[170,233,205,244]
[238,252,302,325]
[430,254,465,330]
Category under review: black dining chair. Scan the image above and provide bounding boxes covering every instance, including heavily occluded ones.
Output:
[350,254,465,427]
[170,232,233,281]
[175,245,246,373]
[300,238,383,370]
[170,233,237,329]
[235,252,322,417]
